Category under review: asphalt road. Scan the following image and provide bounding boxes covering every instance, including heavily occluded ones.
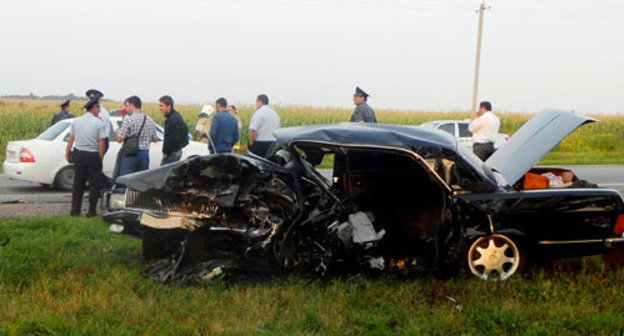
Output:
[2,165,624,204]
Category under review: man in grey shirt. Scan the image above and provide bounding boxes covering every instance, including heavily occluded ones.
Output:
[350,86,378,123]
[65,97,107,217]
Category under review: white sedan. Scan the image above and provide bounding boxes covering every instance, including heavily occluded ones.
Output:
[3,116,209,190]
[420,120,509,151]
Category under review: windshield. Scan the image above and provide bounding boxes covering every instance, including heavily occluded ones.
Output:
[36,122,70,140]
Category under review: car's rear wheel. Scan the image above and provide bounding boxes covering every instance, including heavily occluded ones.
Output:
[465,234,525,281]
[55,166,75,191]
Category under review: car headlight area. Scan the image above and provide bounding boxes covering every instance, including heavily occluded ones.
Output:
[108,192,127,211]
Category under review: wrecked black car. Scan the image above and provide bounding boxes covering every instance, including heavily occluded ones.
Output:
[103,110,624,282]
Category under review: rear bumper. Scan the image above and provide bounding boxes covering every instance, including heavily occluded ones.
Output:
[605,237,624,249]
[2,161,52,185]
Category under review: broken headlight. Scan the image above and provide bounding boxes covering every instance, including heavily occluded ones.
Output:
[108,192,126,211]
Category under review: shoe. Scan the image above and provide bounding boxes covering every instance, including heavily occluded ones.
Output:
[86,213,97,218]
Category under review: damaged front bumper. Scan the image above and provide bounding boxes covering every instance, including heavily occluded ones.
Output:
[103,209,208,238]
[103,210,142,237]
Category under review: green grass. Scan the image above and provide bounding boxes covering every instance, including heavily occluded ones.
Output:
[1,217,624,335]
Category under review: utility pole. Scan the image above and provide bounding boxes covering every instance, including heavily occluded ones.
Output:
[471,0,489,112]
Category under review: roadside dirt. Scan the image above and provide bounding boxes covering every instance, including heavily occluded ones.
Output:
[0,201,92,218]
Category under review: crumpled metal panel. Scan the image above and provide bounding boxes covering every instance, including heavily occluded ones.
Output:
[115,154,288,194]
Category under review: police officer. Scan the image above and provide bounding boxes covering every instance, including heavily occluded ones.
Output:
[350,87,377,123]
[86,89,113,187]
[86,89,111,150]
[50,100,74,127]
[65,97,107,217]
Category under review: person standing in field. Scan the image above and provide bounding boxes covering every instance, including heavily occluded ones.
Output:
[158,95,189,165]
[350,87,377,123]
[469,100,500,161]
[65,97,106,217]
[248,94,280,157]
[116,96,159,175]
[227,104,243,151]
[50,100,74,127]
[195,104,214,144]
[209,97,239,153]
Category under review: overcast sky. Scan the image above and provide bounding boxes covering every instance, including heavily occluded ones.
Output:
[1,0,622,114]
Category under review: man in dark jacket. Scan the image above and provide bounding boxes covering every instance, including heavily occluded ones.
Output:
[50,100,74,127]
[159,95,189,165]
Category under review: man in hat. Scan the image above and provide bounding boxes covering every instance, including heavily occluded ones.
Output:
[85,89,114,187]
[65,97,106,217]
[86,89,112,150]
[195,104,214,144]
[50,100,74,127]
[350,87,377,123]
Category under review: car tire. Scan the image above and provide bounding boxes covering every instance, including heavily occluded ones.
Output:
[463,234,526,281]
[55,166,75,191]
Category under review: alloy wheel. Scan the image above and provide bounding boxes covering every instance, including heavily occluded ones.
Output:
[467,234,520,281]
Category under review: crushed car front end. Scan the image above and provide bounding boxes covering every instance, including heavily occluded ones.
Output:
[102,153,355,282]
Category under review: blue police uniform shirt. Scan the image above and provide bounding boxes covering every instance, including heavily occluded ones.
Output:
[350,102,378,123]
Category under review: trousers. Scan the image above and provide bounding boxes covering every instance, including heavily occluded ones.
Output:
[71,150,102,216]
[119,150,150,176]
[249,141,274,158]
[473,142,495,161]
[161,150,182,165]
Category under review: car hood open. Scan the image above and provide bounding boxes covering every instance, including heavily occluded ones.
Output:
[485,110,597,186]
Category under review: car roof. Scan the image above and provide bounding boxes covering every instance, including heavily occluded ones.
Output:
[273,122,458,151]
[421,120,468,126]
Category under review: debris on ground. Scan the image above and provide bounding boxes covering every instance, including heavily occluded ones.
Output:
[1,199,29,204]
[432,290,462,312]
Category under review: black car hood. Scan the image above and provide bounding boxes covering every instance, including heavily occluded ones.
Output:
[115,154,285,193]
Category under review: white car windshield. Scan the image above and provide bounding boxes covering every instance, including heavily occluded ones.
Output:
[36,122,70,141]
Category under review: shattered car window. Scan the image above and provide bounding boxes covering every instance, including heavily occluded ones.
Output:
[415,146,496,191]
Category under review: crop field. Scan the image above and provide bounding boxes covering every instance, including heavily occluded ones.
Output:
[1,217,623,335]
[1,98,624,167]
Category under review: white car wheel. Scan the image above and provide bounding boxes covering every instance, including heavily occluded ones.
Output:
[467,234,522,281]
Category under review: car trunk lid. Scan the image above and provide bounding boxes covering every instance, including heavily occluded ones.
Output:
[485,110,597,186]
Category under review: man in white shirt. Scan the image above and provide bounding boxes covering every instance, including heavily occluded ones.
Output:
[469,101,500,161]
[249,94,280,157]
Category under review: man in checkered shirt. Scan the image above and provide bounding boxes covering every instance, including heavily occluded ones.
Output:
[115,96,159,176]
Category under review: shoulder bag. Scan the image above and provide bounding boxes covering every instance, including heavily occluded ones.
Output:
[122,115,147,157]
